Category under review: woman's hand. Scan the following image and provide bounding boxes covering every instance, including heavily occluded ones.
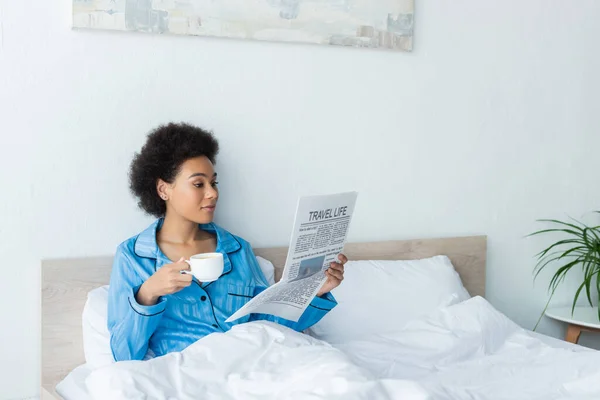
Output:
[316,254,348,297]
[136,257,193,305]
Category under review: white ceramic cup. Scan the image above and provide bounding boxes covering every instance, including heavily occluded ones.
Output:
[181,253,224,282]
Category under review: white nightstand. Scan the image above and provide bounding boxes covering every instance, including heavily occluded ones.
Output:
[545,306,600,344]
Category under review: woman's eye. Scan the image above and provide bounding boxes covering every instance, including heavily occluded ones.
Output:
[193,181,218,188]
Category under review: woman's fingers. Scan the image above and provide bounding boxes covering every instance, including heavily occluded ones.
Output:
[179,279,192,288]
[177,273,193,283]
[169,257,190,271]
[326,268,344,281]
[329,262,344,273]
[337,254,348,264]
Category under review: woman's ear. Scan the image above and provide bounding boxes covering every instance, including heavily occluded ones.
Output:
[156,179,170,201]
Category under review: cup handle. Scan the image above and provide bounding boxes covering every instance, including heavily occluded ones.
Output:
[180,260,192,274]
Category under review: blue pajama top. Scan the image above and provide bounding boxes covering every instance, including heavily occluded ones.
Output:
[107,218,337,361]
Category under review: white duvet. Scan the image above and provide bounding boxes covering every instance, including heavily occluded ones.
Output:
[84,297,600,400]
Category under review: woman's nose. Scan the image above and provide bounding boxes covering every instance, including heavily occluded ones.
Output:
[206,186,218,199]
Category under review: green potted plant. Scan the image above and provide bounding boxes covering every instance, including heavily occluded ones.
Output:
[529,214,600,330]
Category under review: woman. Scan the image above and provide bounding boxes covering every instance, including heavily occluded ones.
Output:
[107,123,347,361]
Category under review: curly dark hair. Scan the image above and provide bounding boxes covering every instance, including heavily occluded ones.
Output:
[129,122,219,217]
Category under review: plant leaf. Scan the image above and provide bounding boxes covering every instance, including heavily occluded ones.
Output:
[586,225,600,243]
[572,281,587,315]
[575,256,598,312]
[582,228,594,248]
[567,215,588,229]
[583,254,598,307]
[581,252,592,304]
[597,272,600,321]
[583,253,600,265]
[534,251,567,279]
[535,239,586,260]
[533,247,586,281]
[527,228,584,239]
[548,258,583,293]
[536,219,586,233]
[534,283,561,332]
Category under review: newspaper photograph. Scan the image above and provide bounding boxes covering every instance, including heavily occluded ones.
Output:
[226,191,358,323]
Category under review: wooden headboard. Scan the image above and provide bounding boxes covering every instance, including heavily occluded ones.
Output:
[41,235,486,398]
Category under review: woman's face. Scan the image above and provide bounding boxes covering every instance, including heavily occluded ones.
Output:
[161,156,219,224]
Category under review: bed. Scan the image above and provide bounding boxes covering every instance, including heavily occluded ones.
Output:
[41,235,600,399]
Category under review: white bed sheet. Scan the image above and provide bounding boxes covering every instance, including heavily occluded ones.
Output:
[55,297,600,400]
[334,297,600,399]
[55,363,94,400]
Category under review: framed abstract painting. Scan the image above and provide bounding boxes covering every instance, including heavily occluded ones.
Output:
[73,0,414,52]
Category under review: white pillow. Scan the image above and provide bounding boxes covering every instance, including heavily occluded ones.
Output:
[256,255,276,286]
[83,285,156,368]
[82,255,276,367]
[307,256,471,344]
[81,285,114,368]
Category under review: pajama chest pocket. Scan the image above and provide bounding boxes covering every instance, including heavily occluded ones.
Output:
[221,284,256,325]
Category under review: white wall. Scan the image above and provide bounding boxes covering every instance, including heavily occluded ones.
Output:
[1,0,600,398]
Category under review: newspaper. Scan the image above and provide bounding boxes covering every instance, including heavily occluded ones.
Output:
[226,191,358,323]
